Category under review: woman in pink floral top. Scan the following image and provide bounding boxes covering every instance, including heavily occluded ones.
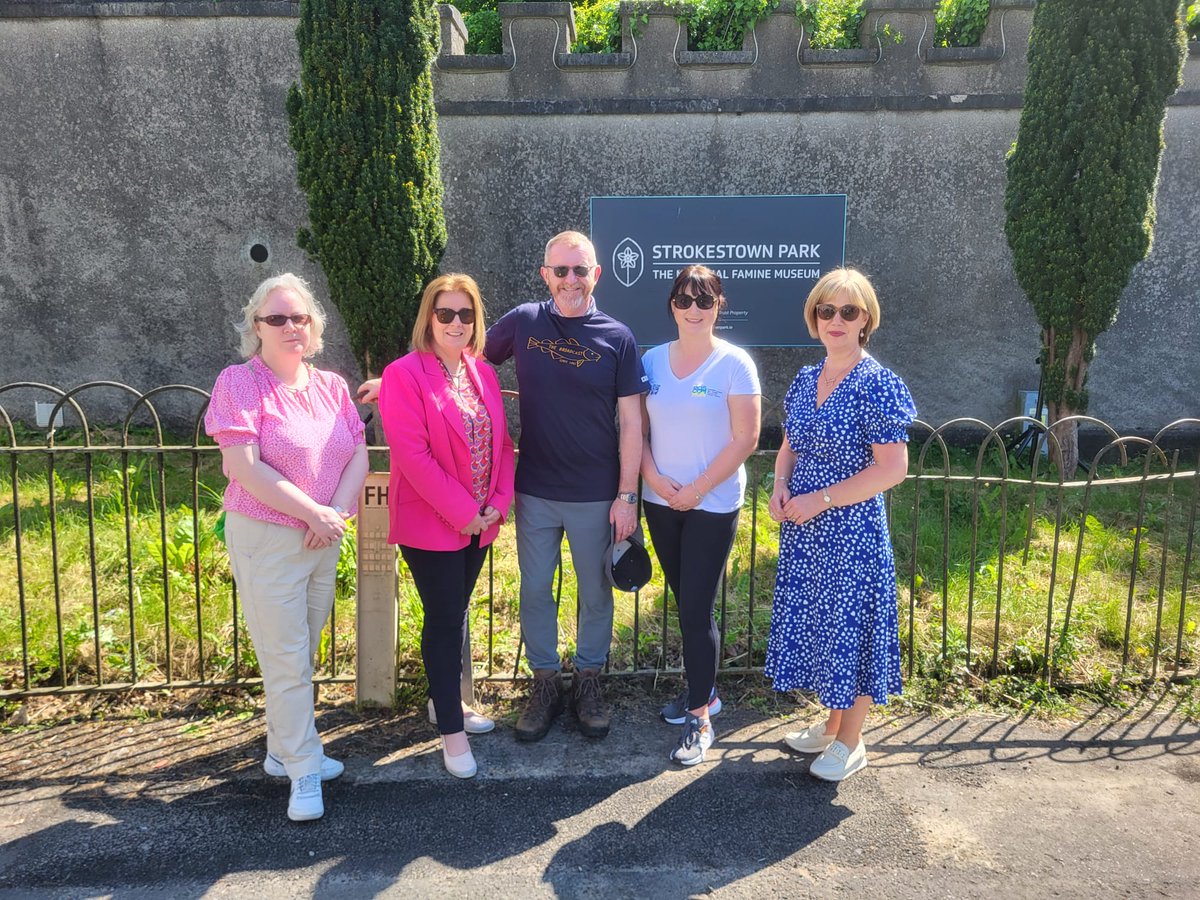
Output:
[378,273,515,780]
[204,273,368,822]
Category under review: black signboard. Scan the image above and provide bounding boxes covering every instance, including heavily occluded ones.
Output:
[589,194,847,347]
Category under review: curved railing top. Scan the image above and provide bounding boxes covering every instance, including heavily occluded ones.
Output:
[1,383,1197,485]
[0,381,214,450]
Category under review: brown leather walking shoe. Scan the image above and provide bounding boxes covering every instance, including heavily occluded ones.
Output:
[514,668,564,742]
[570,667,610,738]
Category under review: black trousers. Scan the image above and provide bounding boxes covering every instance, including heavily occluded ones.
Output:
[399,536,487,735]
[643,502,740,711]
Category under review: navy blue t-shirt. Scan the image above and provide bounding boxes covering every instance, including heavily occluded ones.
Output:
[485,300,647,502]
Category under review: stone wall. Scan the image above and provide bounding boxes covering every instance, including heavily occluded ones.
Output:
[0,0,1196,431]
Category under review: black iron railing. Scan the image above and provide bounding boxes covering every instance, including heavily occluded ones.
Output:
[1,381,1197,699]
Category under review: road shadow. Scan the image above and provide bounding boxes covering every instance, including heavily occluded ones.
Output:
[864,690,1200,771]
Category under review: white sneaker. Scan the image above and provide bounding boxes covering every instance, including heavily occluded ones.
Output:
[669,714,714,767]
[287,773,324,821]
[783,723,837,754]
[264,752,344,781]
[428,698,496,735]
[808,739,868,782]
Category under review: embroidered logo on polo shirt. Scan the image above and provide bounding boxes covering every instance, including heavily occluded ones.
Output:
[527,337,602,368]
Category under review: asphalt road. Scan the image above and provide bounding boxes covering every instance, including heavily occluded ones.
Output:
[2,694,1199,898]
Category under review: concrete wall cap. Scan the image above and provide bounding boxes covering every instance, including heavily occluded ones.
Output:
[0,0,298,17]
[499,1,575,45]
[554,51,634,69]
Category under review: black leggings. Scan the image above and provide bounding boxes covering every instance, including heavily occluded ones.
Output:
[643,502,740,711]
[399,536,487,736]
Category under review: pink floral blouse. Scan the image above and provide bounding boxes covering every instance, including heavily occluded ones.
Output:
[439,359,494,507]
[204,356,366,530]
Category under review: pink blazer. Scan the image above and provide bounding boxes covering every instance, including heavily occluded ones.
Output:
[378,350,515,551]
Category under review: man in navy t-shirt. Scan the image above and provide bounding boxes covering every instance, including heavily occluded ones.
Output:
[485,231,647,742]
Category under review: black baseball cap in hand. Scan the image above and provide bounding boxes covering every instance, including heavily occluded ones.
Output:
[606,523,653,593]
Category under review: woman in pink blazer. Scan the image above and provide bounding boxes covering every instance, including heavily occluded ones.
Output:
[378,274,515,779]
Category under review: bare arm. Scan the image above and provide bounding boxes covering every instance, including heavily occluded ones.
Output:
[768,437,798,522]
[330,442,370,514]
[610,394,643,541]
[356,378,382,405]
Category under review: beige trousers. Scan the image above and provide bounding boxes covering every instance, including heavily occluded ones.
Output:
[225,510,341,779]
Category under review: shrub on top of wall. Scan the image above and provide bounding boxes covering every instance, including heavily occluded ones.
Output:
[934,0,989,47]
[445,0,1005,55]
[675,0,782,51]
[572,0,781,53]
[573,0,623,53]
[797,0,866,49]
[455,0,505,54]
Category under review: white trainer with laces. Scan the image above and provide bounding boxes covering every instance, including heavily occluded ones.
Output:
[288,773,324,822]
[660,686,722,726]
[264,752,344,781]
[670,714,715,766]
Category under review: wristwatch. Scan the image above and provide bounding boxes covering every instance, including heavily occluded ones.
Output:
[821,488,833,507]
[617,491,638,505]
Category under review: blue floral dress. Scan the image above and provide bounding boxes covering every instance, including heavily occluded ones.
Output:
[765,355,917,708]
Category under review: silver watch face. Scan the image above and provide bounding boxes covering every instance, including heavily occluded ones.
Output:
[619,492,637,504]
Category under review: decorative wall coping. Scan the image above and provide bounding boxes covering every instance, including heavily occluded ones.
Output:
[430,0,1040,114]
[432,0,1040,69]
[3,0,1194,113]
[0,0,298,17]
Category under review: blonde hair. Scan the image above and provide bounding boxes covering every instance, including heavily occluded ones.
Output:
[411,273,488,356]
[803,267,881,346]
[543,231,596,265]
[235,273,326,360]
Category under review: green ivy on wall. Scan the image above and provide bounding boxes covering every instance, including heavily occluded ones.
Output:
[934,0,990,48]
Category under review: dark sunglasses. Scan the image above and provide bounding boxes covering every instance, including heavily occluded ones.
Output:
[548,265,594,278]
[672,293,717,310]
[814,303,864,322]
[432,307,476,325]
[255,313,312,327]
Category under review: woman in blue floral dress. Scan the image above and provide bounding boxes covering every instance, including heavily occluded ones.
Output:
[766,268,916,782]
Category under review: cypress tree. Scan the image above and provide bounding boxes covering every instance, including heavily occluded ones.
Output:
[1004,0,1186,474]
[287,0,447,377]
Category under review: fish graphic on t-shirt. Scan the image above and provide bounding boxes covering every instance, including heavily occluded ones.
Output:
[526,337,602,368]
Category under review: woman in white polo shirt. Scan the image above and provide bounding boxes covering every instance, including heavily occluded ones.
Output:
[640,265,761,765]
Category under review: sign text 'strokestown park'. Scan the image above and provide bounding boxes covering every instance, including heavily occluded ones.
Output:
[589,195,848,347]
